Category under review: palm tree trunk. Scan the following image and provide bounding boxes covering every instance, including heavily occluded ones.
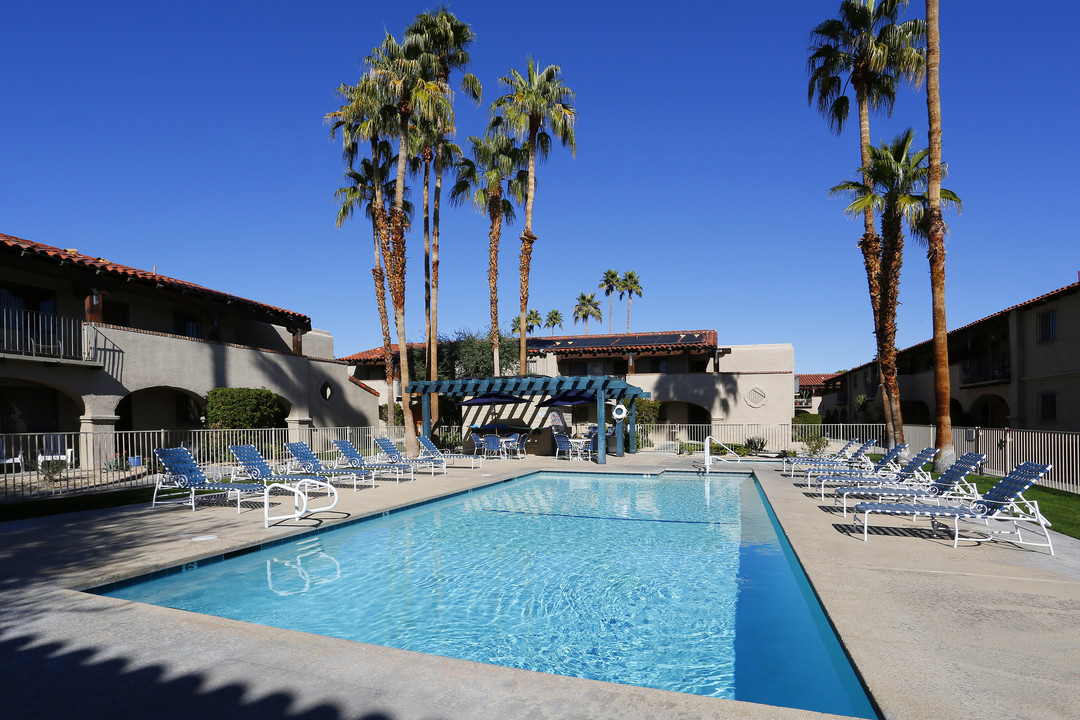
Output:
[855,85,896,449]
[488,189,503,374]
[389,113,416,455]
[519,124,539,375]
[926,0,953,470]
[626,296,632,333]
[430,139,443,428]
[370,137,395,425]
[878,209,906,446]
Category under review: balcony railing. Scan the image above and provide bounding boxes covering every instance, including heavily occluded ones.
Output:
[960,351,1010,386]
[1,307,95,361]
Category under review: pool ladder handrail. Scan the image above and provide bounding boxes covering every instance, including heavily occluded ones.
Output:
[704,436,740,473]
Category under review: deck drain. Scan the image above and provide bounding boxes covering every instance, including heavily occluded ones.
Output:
[190,534,218,541]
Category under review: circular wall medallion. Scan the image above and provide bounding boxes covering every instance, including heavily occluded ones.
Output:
[745,386,767,408]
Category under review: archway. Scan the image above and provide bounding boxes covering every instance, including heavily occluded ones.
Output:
[0,379,84,433]
[115,387,205,432]
[656,401,712,425]
[900,400,931,425]
[949,399,973,427]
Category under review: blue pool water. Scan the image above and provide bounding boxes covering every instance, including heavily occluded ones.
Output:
[102,471,877,718]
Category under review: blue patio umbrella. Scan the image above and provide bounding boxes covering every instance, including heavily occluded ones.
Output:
[458,391,528,406]
[537,389,596,407]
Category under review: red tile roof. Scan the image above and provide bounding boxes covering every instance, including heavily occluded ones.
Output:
[796,373,837,388]
[1,233,311,329]
[341,342,424,363]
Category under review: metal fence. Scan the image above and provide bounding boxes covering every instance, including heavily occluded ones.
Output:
[3,422,1078,501]
[0,307,95,361]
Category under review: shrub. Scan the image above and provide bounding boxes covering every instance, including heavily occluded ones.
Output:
[634,398,661,425]
[792,414,823,425]
[744,436,767,454]
[379,402,405,425]
[40,459,67,482]
[802,434,830,456]
[205,387,285,429]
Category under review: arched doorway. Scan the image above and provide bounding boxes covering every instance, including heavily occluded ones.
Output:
[115,387,205,431]
[0,379,84,433]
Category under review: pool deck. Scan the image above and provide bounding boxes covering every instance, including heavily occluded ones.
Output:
[2,454,1079,719]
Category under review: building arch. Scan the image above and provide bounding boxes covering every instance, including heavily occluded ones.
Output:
[113,386,205,432]
[900,400,931,425]
[0,378,85,433]
[656,400,713,425]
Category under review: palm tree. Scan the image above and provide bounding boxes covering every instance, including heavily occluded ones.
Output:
[326,79,399,424]
[491,57,577,373]
[924,0,952,470]
[404,7,481,419]
[572,293,602,335]
[449,130,527,375]
[527,309,543,335]
[367,32,450,454]
[808,0,924,448]
[598,269,620,333]
[831,128,960,446]
[617,271,643,332]
[545,309,563,336]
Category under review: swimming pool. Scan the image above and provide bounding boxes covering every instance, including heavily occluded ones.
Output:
[101,470,877,718]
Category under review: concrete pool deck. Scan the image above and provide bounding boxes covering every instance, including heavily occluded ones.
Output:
[2,454,1079,719]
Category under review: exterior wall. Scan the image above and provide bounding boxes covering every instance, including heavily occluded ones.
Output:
[2,326,378,433]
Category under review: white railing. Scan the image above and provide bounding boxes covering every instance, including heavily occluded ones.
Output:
[704,436,739,472]
[1,307,93,360]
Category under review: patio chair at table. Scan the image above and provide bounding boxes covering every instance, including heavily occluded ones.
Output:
[417,436,482,470]
[284,441,374,491]
[481,434,506,460]
[853,461,1055,553]
[37,433,75,469]
[553,433,580,461]
[331,439,414,483]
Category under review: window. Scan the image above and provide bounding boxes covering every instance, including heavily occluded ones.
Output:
[173,311,200,338]
[1038,391,1057,422]
[102,300,129,326]
[655,359,668,373]
[568,361,587,376]
[1036,309,1057,344]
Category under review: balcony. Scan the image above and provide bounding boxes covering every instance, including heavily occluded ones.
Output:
[960,351,1010,386]
[1,307,97,362]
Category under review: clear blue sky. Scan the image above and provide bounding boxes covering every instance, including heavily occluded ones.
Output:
[3,1,1077,373]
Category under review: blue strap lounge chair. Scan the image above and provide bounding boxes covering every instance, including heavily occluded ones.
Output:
[284,441,374,491]
[834,452,985,517]
[230,444,342,497]
[154,447,338,528]
[783,437,859,474]
[804,443,909,495]
[417,436,482,470]
[788,440,876,476]
[853,462,1054,553]
[331,439,414,483]
[807,445,932,500]
[374,437,441,475]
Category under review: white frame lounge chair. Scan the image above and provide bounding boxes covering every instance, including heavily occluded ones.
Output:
[783,437,859,474]
[807,445,933,500]
[284,441,374,491]
[853,462,1054,553]
[374,437,442,475]
[331,439,414,483]
[834,452,984,517]
[788,439,876,476]
[417,436,482,469]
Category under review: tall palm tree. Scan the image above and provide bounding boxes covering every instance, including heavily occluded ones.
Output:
[545,309,563,336]
[572,293,602,335]
[449,130,527,375]
[808,0,924,448]
[491,57,577,373]
[404,8,481,420]
[326,79,399,424]
[598,269,620,333]
[527,309,543,336]
[831,128,960,447]
[367,32,450,454]
[617,271,643,332]
[924,0,952,470]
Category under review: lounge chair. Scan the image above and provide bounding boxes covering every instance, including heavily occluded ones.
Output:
[782,437,859,474]
[417,436,482,469]
[788,439,876,476]
[229,444,342,497]
[331,439,414,483]
[804,443,909,495]
[1,438,24,473]
[807,445,932,500]
[284,441,375,491]
[154,447,338,528]
[374,437,442,475]
[853,461,1055,553]
[834,452,984,517]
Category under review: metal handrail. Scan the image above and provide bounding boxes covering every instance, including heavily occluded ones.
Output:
[704,436,740,472]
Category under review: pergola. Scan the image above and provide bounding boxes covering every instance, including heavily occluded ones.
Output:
[404,375,650,465]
